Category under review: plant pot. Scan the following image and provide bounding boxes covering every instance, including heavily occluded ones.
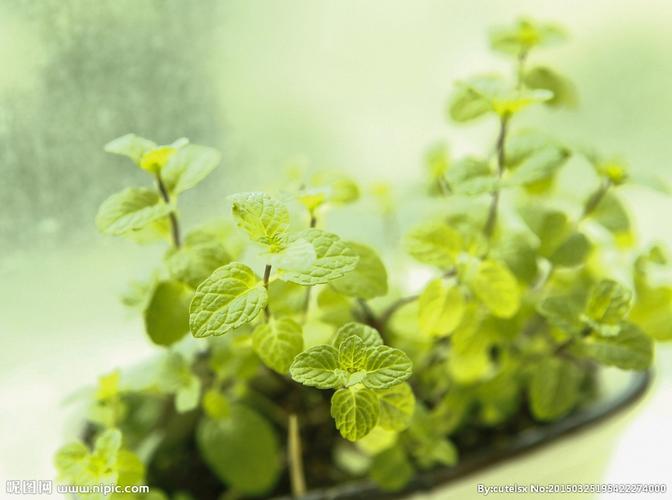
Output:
[269,370,651,500]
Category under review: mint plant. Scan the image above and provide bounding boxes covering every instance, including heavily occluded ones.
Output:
[55,17,670,499]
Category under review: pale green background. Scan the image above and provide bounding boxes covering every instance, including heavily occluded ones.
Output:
[0,1,671,498]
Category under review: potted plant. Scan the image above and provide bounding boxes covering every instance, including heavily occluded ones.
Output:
[54,17,669,499]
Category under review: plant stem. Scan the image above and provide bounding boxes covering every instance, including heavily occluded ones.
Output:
[301,213,318,320]
[516,49,528,89]
[483,114,510,239]
[155,173,181,248]
[263,264,272,320]
[288,414,307,498]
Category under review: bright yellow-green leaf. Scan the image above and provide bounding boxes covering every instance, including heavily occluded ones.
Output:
[230,192,290,246]
[202,389,231,420]
[144,280,192,346]
[289,344,345,389]
[331,386,380,441]
[377,382,416,432]
[96,188,172,236]
[331,242,388,299]
[175,374,201,413]
[405,221,462,268]
[448,305,493,383]
[104,133,157,164]
[418,279,465,337]
[162,144,221,194]
[338,335,368,372]
[362,345,413,390]
[356,426,398,455]
[332,322,383,350]
[572,323,653,370]
[584,279,632,328]
[279,229,359,286]
[449,75,552,121]
[263,237,316,272]
[252,317,304,374]
[469,259,520,318]
[490,18,566,56]
[189,263,267,337]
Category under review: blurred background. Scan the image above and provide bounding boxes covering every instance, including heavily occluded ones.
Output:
[1,0,671,498]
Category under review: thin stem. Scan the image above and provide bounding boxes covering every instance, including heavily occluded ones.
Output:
[483,114,510,239]
[302,213,318,320]
[516,50,528,89]
[263,264,272,320]
[155,173,181,248]
[288,414,307,498]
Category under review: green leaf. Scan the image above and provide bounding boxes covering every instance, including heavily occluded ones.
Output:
[331,242,388,299]
[175,374,201,413]
[279,229,359,285]
[290,344,345,389]
[55,429,128,486]
[507,146,570,185]
[252,317,304,374]
[166,242,231,288]
[529,357,582,421]
[115,450,145,487]
[144,280,192,346]
[631,273,672,341]
[332,322,383,350]
[418,279,465,337]
[537,294,585,334]
[189,262,267,337]
[521,207,572,257]
[406,406,458,468]
[524,66,578,108]
[96,188,172,236]
[230,192,289,245]
[377,382,416,431]
[449,75,552,121]
[331,386,380,441]
[267,280,307,316]
[369,445,413,492]
[405,221,462,268]
[317,286,354,326]
[104,133,157,164]
[591,193,631,235]
[468,259,520,318]
[338,336,368,372]
[362,345,413,390]
[202,389,231,420]
[185,219,247,260]
[572,324,653,370]
[161,144,221,194]
[197,405,280,495]
[584,279,632,327]
[548,232,591,268]
[496,234,539,284]
[490,18,566,56]
[448,305,493,383]
[263,237,316,272]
